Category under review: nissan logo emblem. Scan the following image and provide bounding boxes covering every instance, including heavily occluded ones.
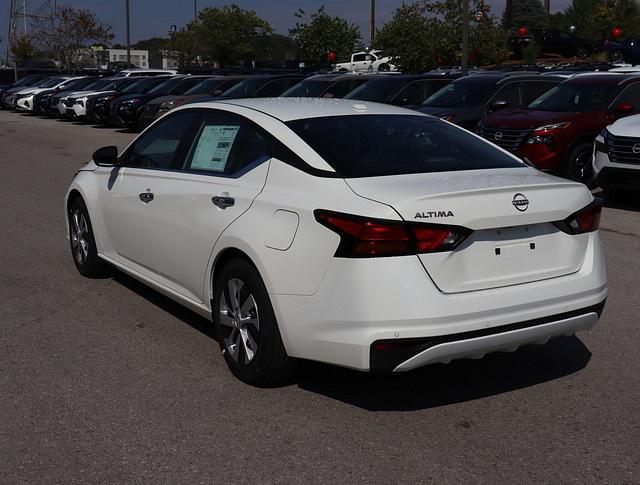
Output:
[494,131,503,141]
[632,143,640,154]
[512,193,529,212]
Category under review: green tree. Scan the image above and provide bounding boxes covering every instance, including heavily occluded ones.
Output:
[289,6,362,66]
[35,4,113,72]
[502,0,548,31]
[551,0,640,40]
[376,0,508,73]
[168,27,198,71]
[134,36,170,68]
[10,34,37,66]
[375,3,433,73]
[194,5,272,67]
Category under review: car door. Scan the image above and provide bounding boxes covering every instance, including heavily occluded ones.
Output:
[152,109,272,303]
[97,110,200,280]
[351,53,368,72]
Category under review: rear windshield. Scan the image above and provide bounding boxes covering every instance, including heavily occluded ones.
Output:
[528,82,619,112]
[422,78,496,108]
[287,115,523,178]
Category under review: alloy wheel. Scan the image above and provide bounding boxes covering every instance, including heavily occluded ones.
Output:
[70,209,90,266]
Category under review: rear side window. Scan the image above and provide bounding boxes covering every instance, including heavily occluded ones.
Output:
[287,115,523,178]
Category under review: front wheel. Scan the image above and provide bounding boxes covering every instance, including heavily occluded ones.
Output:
[68,197,107,278]
[378,63,391,72]
[212,258,292,386]
[563,142,595,187]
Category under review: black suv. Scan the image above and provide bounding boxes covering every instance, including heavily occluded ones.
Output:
[415,73,562,131]
[344,74,460,106]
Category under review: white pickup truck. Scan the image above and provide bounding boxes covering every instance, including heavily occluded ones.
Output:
[334,50,397,73]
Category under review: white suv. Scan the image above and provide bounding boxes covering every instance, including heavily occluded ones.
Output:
[594,114,640,197]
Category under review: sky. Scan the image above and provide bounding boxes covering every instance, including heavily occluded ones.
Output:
[0,0,573,56]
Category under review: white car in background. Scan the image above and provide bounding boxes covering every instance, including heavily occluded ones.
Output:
[65,98,607,385]
[7,77,70,110]
[335,50,397,73]
[594,113,640,197]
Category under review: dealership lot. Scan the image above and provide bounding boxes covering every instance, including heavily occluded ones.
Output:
[1,111,640,482]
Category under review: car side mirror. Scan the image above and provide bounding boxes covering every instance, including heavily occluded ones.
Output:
[92,146,119,167]
[614,102,634,118]
[490,99,510,111]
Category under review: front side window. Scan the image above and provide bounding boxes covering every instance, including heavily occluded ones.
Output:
[610,83,640,110]
[287,115,523,178]
[125,111,199,169]
[183,113,270,174]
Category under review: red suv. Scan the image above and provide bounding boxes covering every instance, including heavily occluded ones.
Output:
[479,73,640,183]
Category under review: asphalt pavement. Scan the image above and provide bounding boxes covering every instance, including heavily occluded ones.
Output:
[1,110,639,483]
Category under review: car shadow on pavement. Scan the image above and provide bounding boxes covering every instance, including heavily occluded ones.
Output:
[112,270,216,340]
[111,268,592,411]
[294,338,591,411]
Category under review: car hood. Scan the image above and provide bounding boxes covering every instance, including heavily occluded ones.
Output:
[606,114,640,137]
[483,108,586,129]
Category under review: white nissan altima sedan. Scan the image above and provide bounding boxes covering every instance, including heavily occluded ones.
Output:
[65,98,607,385]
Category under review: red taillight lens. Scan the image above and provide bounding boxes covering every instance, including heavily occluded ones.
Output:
[315,210,470,258]
[555,199,602,235]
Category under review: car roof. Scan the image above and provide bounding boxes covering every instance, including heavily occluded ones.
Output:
[565,73,640,85]
[186,97,421,122]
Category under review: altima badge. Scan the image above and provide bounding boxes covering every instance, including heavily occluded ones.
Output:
[512,193,529,212]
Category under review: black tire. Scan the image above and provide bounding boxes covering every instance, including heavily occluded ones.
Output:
[212,258,292,386]
[562,142,595,188]
[68,197,108,278]
[378,63,390,72]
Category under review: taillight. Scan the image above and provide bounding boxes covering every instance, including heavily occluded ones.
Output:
[554,199,602,235]
[314,210,471,258]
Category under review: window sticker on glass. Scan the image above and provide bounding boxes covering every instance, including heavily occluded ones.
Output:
[190,125,240,172]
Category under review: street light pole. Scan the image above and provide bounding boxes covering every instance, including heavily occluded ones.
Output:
[194,0,197,21]
[461,0,469,75]
[125,0,131,66]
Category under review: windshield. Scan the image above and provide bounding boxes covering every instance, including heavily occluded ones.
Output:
[287,115,522,178]
[344,79,404,101]
[121,77,161,94]
[59,78,92,90]
[422,78,496,108]
[38,77,65,88]
[15,75,45,87]
[219,77,266,98]
[528,82,619,112]
[281,79,334,97]
[184,78,225,95]
[80,79,112,91]
[147,77,187,95]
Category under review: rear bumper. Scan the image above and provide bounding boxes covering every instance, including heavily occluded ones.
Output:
[271,232,606,371]
[373,301,604,372]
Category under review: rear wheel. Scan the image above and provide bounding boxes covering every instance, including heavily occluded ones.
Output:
[378,63,391,72]
[563,142,595,187]
[68,197,107,278]
[212,258,292,386]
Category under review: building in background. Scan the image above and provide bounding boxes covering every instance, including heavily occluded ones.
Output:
[95,49,150,69]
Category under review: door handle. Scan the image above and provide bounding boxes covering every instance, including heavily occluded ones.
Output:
[139,191,154,203]
[211,195,234,209]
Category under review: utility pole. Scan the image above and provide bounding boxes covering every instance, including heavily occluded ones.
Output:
[461,0,469,75]
[125,0,131,66]
[194,0,197,21]
[543,0,550,14]
[504,0,513,29]
[370,0,375,46]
